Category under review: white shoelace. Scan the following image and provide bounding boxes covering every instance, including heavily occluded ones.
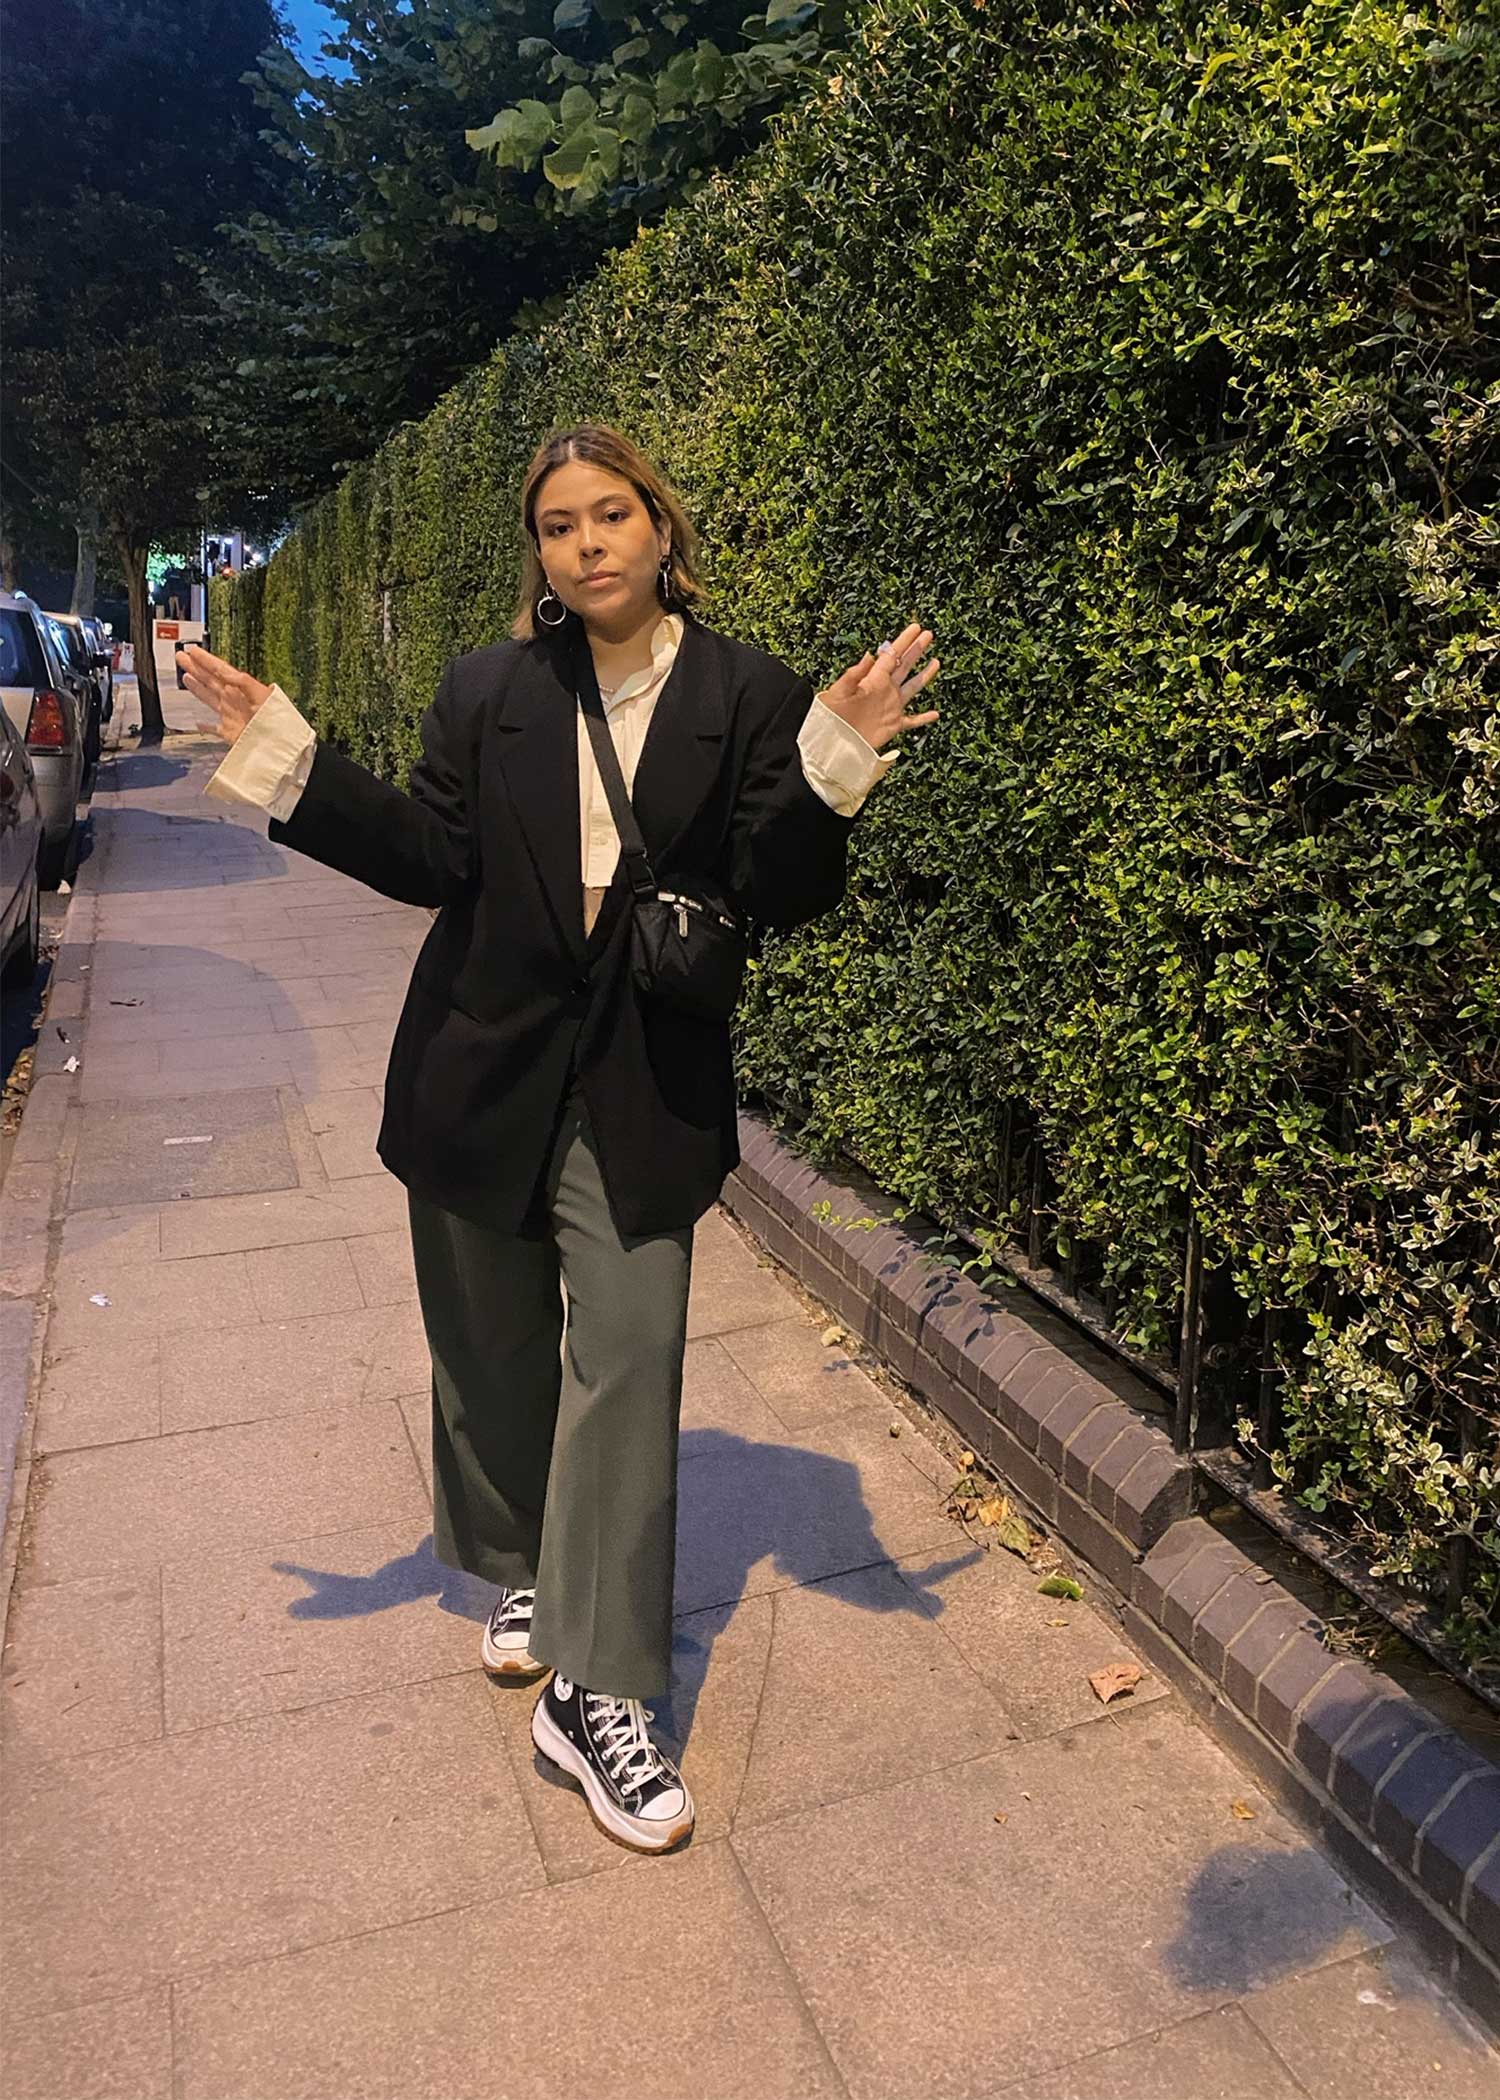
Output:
[494,1587,535,1631]
[584,1693,673,1794]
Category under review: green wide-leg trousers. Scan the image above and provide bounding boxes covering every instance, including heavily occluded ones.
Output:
[406,1082,694,1700]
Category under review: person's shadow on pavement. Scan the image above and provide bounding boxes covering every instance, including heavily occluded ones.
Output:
[273,1425,982,1759]
[272,1536,493,1623]
[660,1426,980,1748]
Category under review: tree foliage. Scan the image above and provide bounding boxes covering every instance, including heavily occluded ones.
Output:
[465,0,841,214]
[1,0,284,732]
[210,0,843,504]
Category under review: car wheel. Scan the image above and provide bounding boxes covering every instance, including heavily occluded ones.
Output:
[1,854,42,984]
[38,821,75,890]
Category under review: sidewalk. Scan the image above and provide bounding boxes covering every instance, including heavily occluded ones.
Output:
[1,689,1495,2100]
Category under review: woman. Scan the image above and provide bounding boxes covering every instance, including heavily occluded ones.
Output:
[182,423,940,1855]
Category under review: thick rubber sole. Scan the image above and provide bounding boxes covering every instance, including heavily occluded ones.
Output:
[530,1695,694,1855]
[480,1628,549,1681]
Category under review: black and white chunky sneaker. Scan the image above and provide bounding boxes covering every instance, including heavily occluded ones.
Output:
[480,1587,547,1681]
[530,1674,694,1853]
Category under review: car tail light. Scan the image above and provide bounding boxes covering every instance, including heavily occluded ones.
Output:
[25,688,69,751]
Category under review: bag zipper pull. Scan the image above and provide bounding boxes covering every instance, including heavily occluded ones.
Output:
[675,901,689,938]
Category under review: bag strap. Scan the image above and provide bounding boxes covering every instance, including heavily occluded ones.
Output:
[571,627,659,901]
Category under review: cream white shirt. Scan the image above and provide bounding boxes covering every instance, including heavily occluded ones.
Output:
[204,614,899,885]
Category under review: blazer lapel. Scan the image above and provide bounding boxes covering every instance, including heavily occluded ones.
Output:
[628,616,727,867]
[491,617,728,967]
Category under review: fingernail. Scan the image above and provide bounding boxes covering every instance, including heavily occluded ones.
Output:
[877,641,892,655]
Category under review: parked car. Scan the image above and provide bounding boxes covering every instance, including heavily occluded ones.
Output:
[79,615,114,721]
[0,705,43,984]
[0,591,86,887]
[43,611,106,778]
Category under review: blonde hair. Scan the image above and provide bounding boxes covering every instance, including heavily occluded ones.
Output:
[510,423,704,640]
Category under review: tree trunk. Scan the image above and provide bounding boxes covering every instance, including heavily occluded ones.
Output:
[71,506,99,615]
[0,518,18,592]
[117,528,165,745]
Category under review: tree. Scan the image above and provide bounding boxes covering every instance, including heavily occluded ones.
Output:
[466,0,841,215]
[201,0,620,506]
[0,0,285,739]
[208,0,844,504]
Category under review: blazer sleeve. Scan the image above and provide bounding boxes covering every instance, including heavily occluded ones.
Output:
[728,675,856,931]
[265,664,477,908]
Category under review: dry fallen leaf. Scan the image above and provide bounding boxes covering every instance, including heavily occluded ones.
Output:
[996,1510,1034,1556]
[993,1810,1009,1824]
[1088,1661,1144,1704]
[820,1325,844,1347]
[1045,1616,1070,1627]
[956,1450,976,1469]
[1230,1799,1257,1820]
[888,1422,902,1438]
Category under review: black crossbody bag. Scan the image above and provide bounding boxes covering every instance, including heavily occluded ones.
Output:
[572,631,749,1023]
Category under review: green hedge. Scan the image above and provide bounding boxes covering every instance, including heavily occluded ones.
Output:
[215,0,1500,1659]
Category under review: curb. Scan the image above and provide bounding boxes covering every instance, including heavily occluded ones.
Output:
[0,726,120,1658]
[723,1104,1500,2032]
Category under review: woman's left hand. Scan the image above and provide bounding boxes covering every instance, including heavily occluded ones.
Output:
[817,623,940,751]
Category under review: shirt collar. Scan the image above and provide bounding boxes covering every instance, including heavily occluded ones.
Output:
[600,613,684,713]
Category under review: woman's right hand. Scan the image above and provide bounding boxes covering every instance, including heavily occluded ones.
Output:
[178,646,274,746]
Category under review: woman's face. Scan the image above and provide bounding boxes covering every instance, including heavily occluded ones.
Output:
[532,461,670,637]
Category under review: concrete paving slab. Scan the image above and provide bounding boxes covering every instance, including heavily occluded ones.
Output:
[59,1205,164,1265]
[986,2003,1304,2100]
[679,1336,790,1444]
[894,1540,1172,1739]
[159,1302,431,1432]
[1240,1944,1500,2098]
[32,1335,162,1454]
[155,1172,407,1260]
[19,1400,425,1586]
[686,1226,808,1338]
[243,1235,366,1319]
[345,1226,419,1306]
[299,1085,385,1177]
[1,1674,543,2019]
[67,1087,297,1210]
[399,1388,434,1491]
[729,1560,1023,1830]
[160,1517,490,1732]
[171,1840,842,2100]
[674,1407,961,1615]
[85,1000,283,1044]
[45,1245,263,1355]
[155,1024,360,1085]
[278,988,402,1030]
[44,1234,265,1352]
[732,1707,1392,2100]
[719,1312,886,1429]
[1,1569,162,1770]
[0,1986,173,2100]
[79,1059,303,1102]
[344,1015,399,1058]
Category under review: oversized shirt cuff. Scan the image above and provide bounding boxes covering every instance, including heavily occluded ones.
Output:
[202,685,317,821]
[797,694,900,817]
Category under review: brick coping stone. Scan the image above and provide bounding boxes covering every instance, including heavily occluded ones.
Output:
[724,1104,1500,2034]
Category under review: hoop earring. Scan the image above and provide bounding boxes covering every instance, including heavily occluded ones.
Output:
[535,583,568,629]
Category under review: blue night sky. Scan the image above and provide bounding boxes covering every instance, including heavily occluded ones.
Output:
[277,0,351,74]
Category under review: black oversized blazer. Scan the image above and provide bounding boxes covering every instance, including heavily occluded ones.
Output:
[267,612,856,1237]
